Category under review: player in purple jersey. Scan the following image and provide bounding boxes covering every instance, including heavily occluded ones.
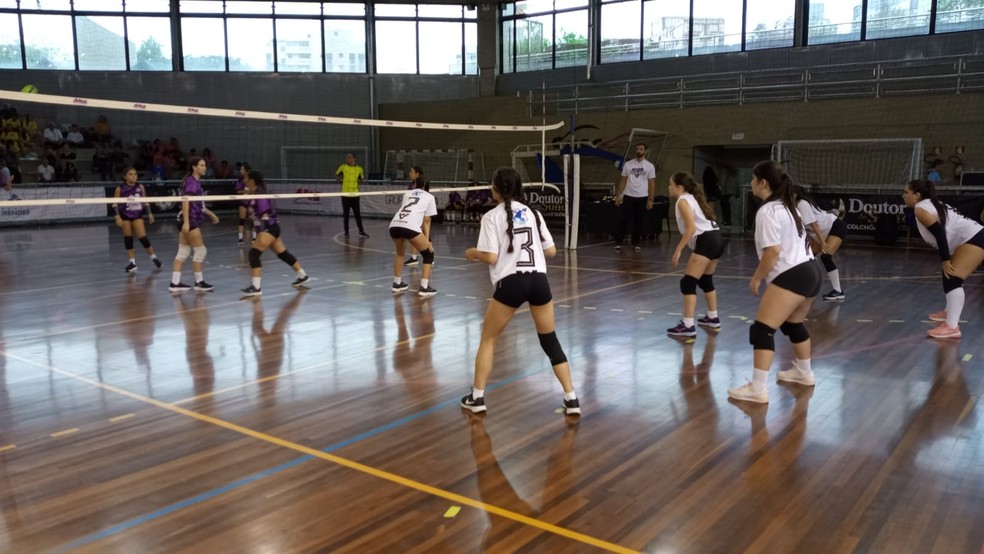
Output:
[236,162,255,246]
[114,167,161,273]
[169,157,220,293]
[239,170,310,297]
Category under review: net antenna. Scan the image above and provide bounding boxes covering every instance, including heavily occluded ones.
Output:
[772,138,924,187]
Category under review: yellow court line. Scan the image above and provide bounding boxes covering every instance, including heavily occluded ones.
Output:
[51,428,80,438]
[1,351,638,554]
[110,414,136,422]
[0,445,15,453]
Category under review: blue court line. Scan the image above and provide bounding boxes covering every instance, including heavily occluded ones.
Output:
[53,370,538,552]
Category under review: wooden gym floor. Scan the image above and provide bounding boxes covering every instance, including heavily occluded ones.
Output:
[0,215,981,553]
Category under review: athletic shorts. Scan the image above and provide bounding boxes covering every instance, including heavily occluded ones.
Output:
[389,227,421,240]
[119,214,143,222]
[770,260,823,298]
[965,228,984,250]
[694,230,725,260]
[492,272,553,309]
[828,218,848,240]
[259,223,281,239]
[175,219,200,233]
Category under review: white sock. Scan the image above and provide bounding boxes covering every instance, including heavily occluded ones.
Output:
[563,390,577,401]
[945,288,965,328]
[394,276,402,285]
[150,254,158,260]
[171,271,181,284]
[751,368,769,390]
[238,233,243,240]
[128,257,136,264]
[194,272,203,283]
[471,388,485,399]
[828,269,842,292]
[707,310,718,318]
[296,268,307,278]
[421,278,429,288]
[796,358,813,375]
[683,317,695,327]
[252,277,261,289]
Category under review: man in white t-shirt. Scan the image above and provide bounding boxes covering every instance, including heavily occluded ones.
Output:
[42,122,64,148]
[37,159,55,183]
[613,143,657,251]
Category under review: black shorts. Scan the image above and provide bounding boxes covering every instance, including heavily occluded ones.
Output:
[828,218,848,240]
[175,220,200,233]
[693,230,725,259]
[770,260,823,298]
[493,272,553,309]
[389,227,421,240]
[966,228,984,249]
[259,224,281,239]
[119,214,143,222]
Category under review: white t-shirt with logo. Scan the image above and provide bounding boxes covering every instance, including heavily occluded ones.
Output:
[675,193,719,250]
[477,201,554,286]
[755,200,815,283]
[388,189,437,233]
[915,198,983,255]
[797,199,838,240]
[620,158,656,198]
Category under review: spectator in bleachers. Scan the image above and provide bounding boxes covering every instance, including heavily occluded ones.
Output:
[0,103,16,121]
[37,157,55,183]
[0,123,19,152]
[93,145,112,181]
[21,114,37,139]
[464,185,495,222]
[56,143,77,160]
[927,159,944,183]
[65,124,85,147]
[94,114,111,144]
[0,159,10,190]
[202,147,215,178]
[214,160,232,179]
[42,122,64,148]
[445,189,465,223]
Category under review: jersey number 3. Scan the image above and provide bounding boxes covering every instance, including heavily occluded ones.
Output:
[514,227,535,267]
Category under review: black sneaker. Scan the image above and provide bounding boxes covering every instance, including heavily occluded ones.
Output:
[237,238,244,246]
[241,285,262,296]
[392,281,409,293]
[822,290,845,301]
[697,315,721,328]
[152,257,162,269]
[613,244,621,252]
[292,275,310,288]
[563,397,581,416]
[194,281,214,292]
[404,256,419,266]
[418,286,437,298]
[667,320,697,337]
[460,393,487,413]
[124,262,137,273]
[358,231,370,238]
[633,245,641,252]
[168,282,190,293]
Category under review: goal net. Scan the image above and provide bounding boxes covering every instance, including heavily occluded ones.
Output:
[773,138,923,187]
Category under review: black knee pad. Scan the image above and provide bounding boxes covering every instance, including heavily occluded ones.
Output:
[537,331,568,366]
[943,275,964,294]
[749,321,776,351]
[420,248,435,265]
[697,273,715,293]
[248,248,263,268]
[123,236,134,250]
[239,218,246,226]
[779,321,810,344]
[138,236,151,249]
[680,275,698,295]
[820,253,837,272]
[277,250,298,267]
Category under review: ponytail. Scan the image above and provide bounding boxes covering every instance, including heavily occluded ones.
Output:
[671,171,716,221]
[791,184,822,212]
[753,160,804,236]
[907,179,947,227]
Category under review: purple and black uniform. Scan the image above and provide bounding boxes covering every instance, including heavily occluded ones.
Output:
[251,192,280,235]
[236,178,250,207]
[118,182,145,221]
[180,175,206,229]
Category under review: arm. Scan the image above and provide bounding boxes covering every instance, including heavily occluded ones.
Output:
[204,207,220,224]
[646,178,656,210]
[113,186,123,224]
[422,215,432,240]
[181,199,190,232]
[614,176,627,206]
[672,200,696,266]
[915,207,953,276]
[140,185,155,224]
[543,245,558,258]
[465,249,499,265]
[749,246,780,296]
[810,222,825,253]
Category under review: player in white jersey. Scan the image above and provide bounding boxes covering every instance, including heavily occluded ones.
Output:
[667,172,726,337]
[793,185,849,301]
[729,161,823,405]
[461,167,579,417]
[903,179,984,339]
[388,175,438,297]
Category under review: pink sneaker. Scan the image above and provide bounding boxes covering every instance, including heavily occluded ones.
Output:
[928,309,947,322]
[927,324,961,339]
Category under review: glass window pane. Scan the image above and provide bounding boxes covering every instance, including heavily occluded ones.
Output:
[275,1,321,16]
[125,0,170,13]
[419,21,461,74]
[554,9,587,68]
[502,20,515,72]
[21,0,70,9]
[22,14,74,69]
[275,19,322,72]
[516,14,552,71]
[418,4,462,18]
[227,18,274,71]
[746,0,794,50]
[936,1,984,34]
[128,16,173,70]
[601,0,640,64]
[324,3,365,17]
[692,0,742,55]
[180,1,223,14]
[0,14,22,69]
[643,0,689,59]
[556,0,589,8]
[808,0,861,44]
[182,17,226,70]
[325,19,366,73]
[465,21,477,74]
[375,4,416,17]
[465,7,476,20]
[502,3,515,17]
[375,20,416,73]
[77,16,126,70]
[0,0,17,7]
[865,0,930,39]
[75,0,123,11]
[226,1,273,15]
[516,0,555,15]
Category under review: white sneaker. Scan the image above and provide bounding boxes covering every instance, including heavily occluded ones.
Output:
[777,367,816,386]
[728,381,769,403]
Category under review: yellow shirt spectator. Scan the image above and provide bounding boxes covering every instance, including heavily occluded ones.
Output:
[335,162,365,195]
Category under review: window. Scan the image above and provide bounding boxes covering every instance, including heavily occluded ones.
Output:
[502,19,516,72]
[275,2,321,16]
[554,8,588,68]
[75,0,123,11]
[325,19,366,73]
[692,0,742,55]
[419,21,462,74]
[865,0,931,39]
[808,0,862,44]
[20,0,70,9]
[375,20,416,73]
[180,1,223,14]
[464,20,478,74]
[128,16,173,70]
[124,0,170,12]
[77,16,127,70]
[276,19,322,72]
[936,0,984,34]
[516,14,553,71]
[0,14,22,69]
[643,0,690,59]
[22,14,75,69]
[601,0,641,64]
[182,17,226,70]
[745,0,795,50]
[227,18,274,71]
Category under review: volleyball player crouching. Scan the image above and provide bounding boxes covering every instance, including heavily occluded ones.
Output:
[389,175,437,297]
[729,161,822,404]
[461,167,579,416]
[903,179,984,339]
[239,170,310,297]
[666,172,725,337]
[114,167,162,273]
[169,157,220,293]
[793,185,848,301]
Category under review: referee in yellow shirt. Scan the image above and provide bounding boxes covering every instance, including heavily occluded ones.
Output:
[336,152,369,237]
